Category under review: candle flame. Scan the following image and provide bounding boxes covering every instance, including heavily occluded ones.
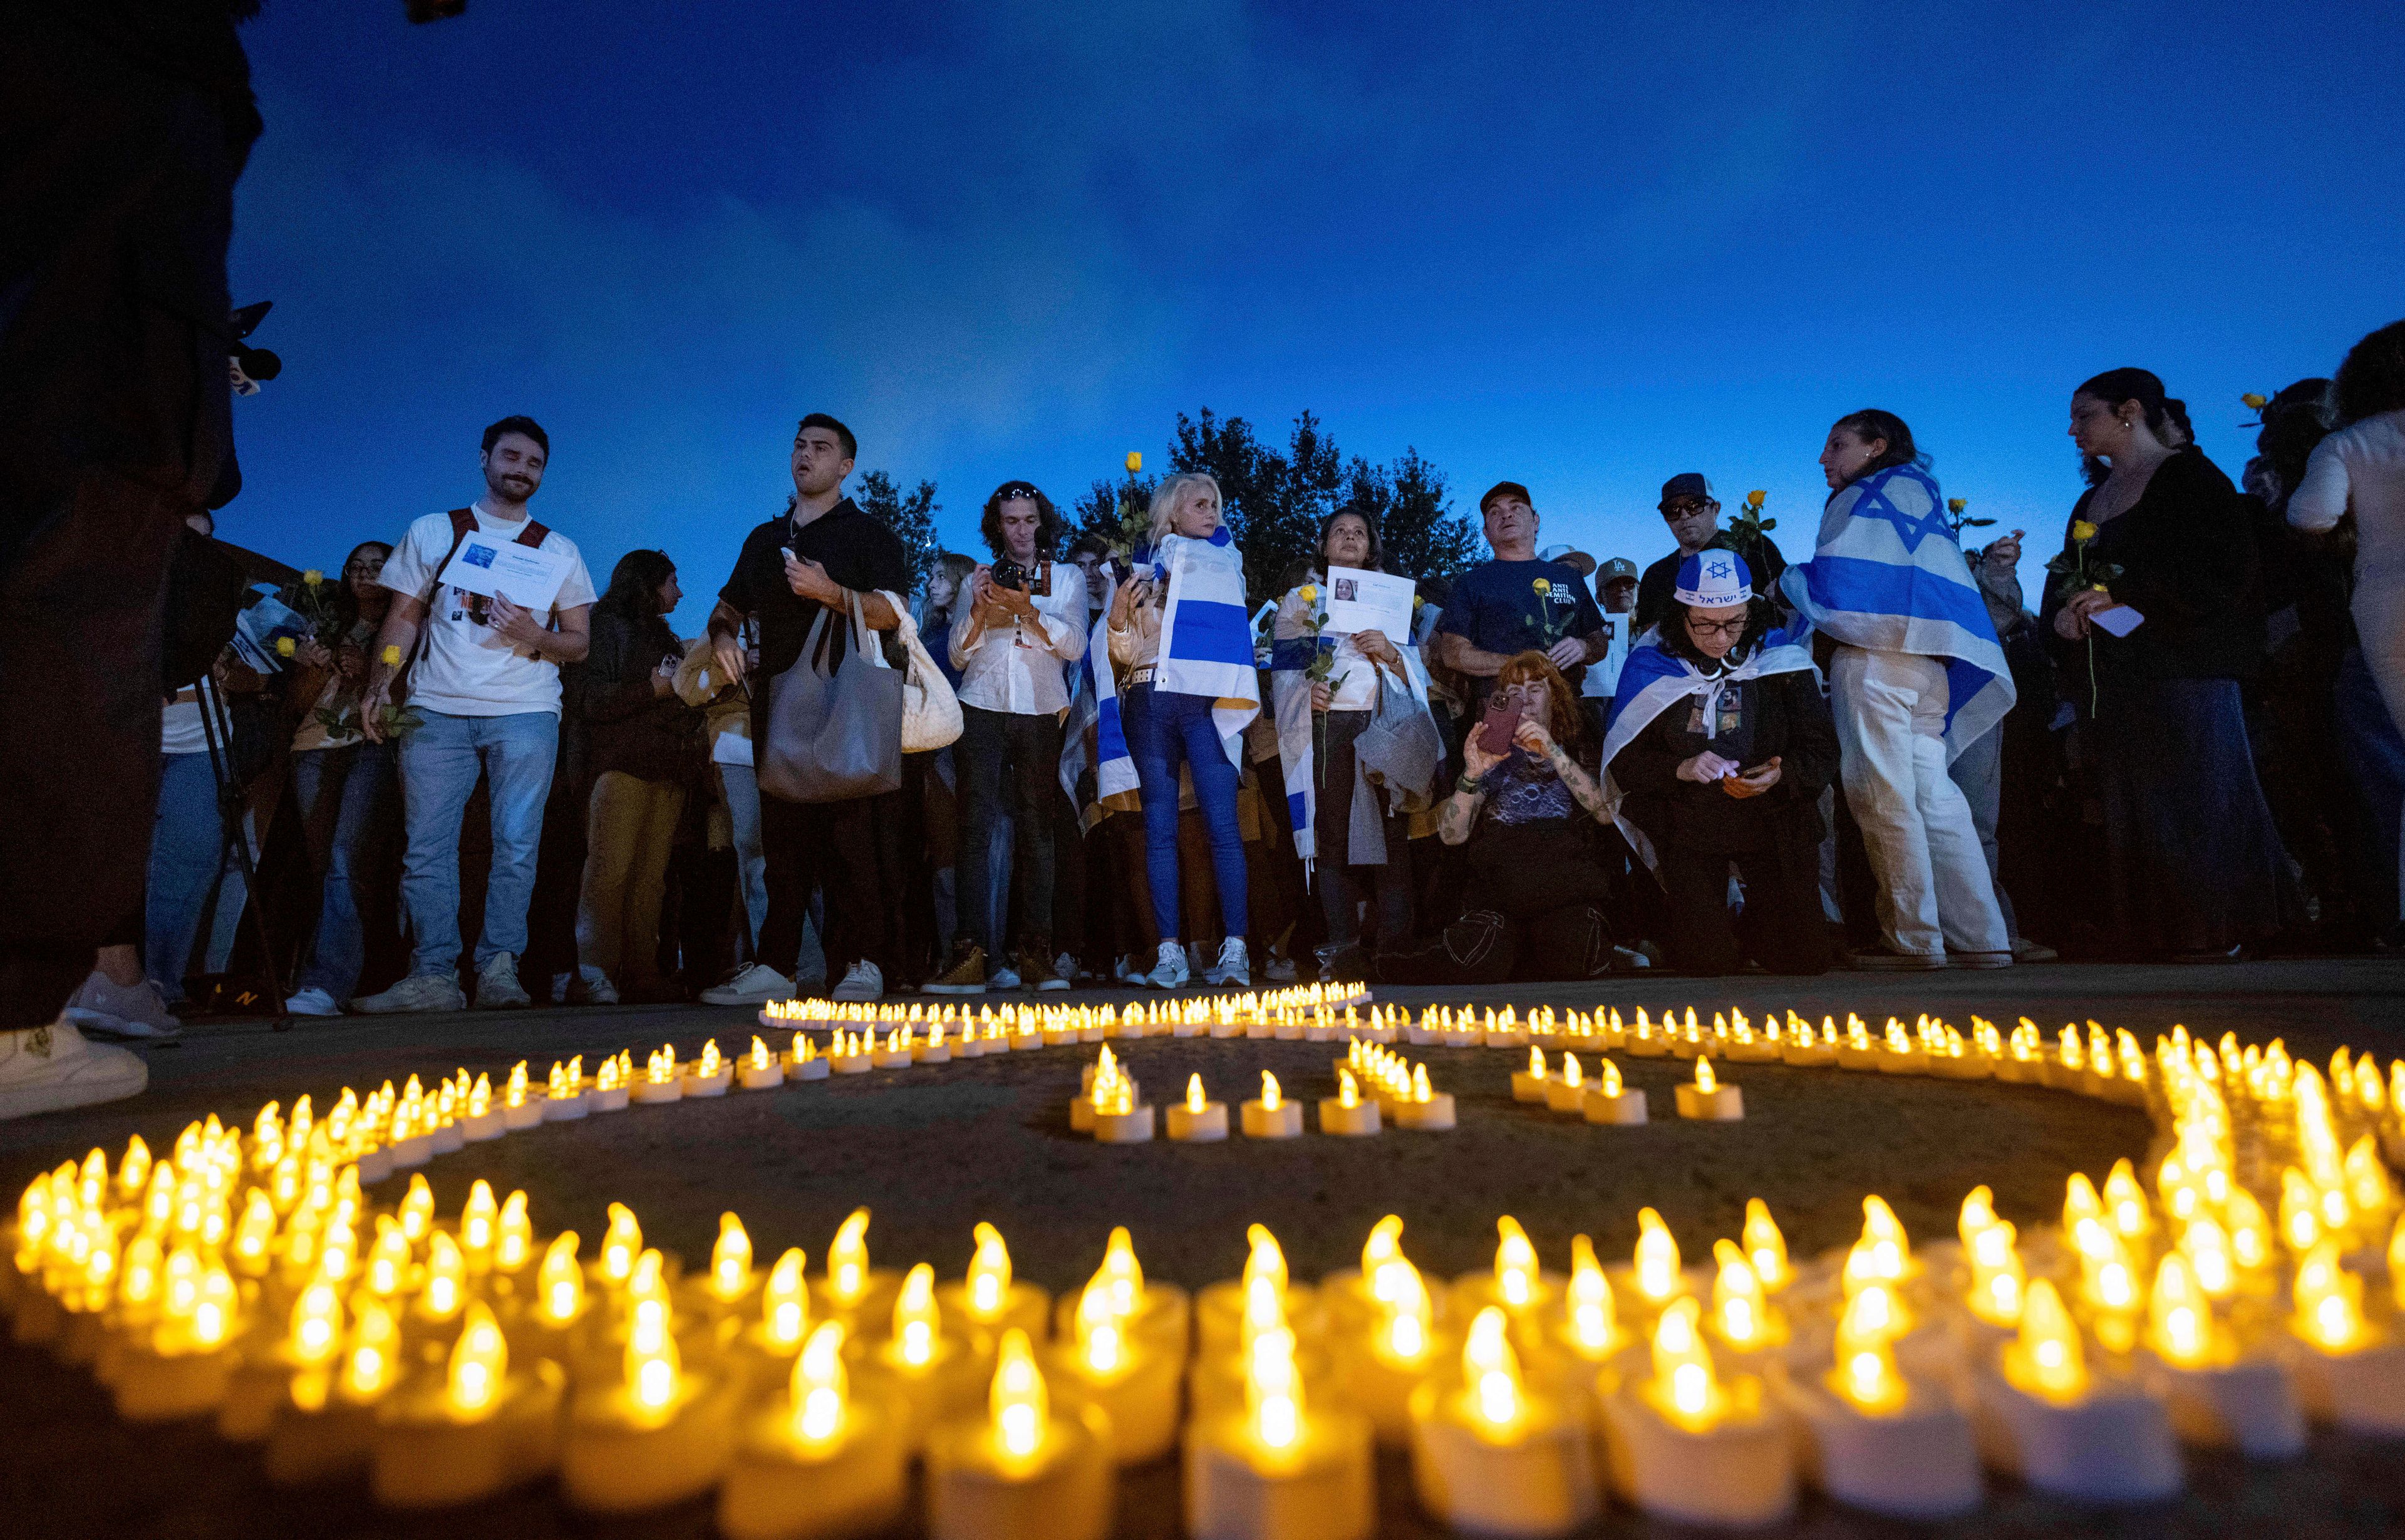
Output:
[625,1322,681,1415]
[398,1172,434,1242]
[495,1191,532,1273]
[1561,1053,1582,1088]
[1186,1074,1208,1114]
[892,1262,940,1368]
[967,1221,1013,1319]
[1259,1071,1283,1111]
[1741,1199,1789,1292]
[1711,1239,1769,1348]
[1635,1206,1682,1304]
[2292,1241,2367,1351]
[538,1231,583,1324]
[1463,1306,1524,1435]
[2005,1279,2087,1403]
[712,1211,753,1301]
[1075,1278,1124,1375]
[1598,1057,1623,1097]
[600,1202,641,1286]
[1337,1068,1359,1108]
[289,1278,343,1367]
[1246,1324,1303,1450]
[1526,1045,1546,1079]
[2148,1251,2216,1368]
[1566,1234,1618,1354]
[1695,1057,1717,1093]
[990,1328,1048,1462]
[763,1247,810,1349]
[419,1231,465,1320]
[1648,1298,1724,1430]
[1831,1287,1908,1415]
[1094,1226,1145,1318]
[448,1300,508,1416]
[343,1296,400,1398]
[828,1207,872,1305]
[791,1321,849,1449]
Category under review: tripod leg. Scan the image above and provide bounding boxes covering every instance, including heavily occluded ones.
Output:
[199,684,292,1030]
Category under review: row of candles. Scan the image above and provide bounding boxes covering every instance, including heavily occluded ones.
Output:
[6,988,2403,1533]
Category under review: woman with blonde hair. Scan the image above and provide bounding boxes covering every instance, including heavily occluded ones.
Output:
[1106,472,1259,987]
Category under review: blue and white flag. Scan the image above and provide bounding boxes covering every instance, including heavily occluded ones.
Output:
[1151,527,1261,765]
[1268,577,1432,871]
[1598,614,1818,874]
[1777,463,2013,760]
[1060,579,1139,822]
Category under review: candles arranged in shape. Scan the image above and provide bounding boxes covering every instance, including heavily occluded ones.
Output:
[10,999,2405,1532]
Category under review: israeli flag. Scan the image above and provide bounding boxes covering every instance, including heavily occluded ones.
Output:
[1777,463,2013,760]
[1152,527,1261,765]
[1598,613,1818,874]
[1060,580,1139,818]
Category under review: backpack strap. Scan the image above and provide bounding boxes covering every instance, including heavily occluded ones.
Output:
[517,518,551,549]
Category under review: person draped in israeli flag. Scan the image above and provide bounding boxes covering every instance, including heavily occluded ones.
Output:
[1601,550,1819,866]
[1271,509,1443,973]
[1058,570,1140,825]
[1104,472,1260,990]
[1777,409,2014,969]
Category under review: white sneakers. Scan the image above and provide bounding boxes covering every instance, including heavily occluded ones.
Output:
[1204,936,1250,988]
[473,953,532,1009]
[1144,941,1190,990]
[561,965,619,1005]
[988,961,1023,991]
[701,963,793,1006]
[0,1018,148,1120]
[284,986,341,1017]
[354,971,468,1014]
[832,960,884,1002]
[63,971,182,1040]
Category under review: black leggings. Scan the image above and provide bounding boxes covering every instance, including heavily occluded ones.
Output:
[1657,844,1830,977]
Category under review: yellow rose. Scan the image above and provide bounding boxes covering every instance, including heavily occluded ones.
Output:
[2241,392,2268,411]
[381,644,403,666]
[276,636,296,658]
[1297,584,1318,604]
[1125,452,1143,474]
[1746,490,1767,510]
[1947,498,1967,515]
[2071,520,2098,543]
[303,568,324,586]
[1532,577,1551,595]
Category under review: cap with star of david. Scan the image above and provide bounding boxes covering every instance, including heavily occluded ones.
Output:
[1673,549,1752,607]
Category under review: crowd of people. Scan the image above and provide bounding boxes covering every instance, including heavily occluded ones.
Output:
[53,317,2405,1038]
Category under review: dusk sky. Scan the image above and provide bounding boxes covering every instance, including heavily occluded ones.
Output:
[225,1,2405,626]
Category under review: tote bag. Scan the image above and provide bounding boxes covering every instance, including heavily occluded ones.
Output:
[758,591,904,803]
[879,590,963,753]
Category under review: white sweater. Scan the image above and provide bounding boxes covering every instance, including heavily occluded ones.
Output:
[2290,409,2405,609]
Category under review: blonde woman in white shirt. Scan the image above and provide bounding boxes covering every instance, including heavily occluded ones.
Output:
[926,482,1087,994]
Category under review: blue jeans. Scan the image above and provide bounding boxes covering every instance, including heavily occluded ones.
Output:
[291,741,398,999]
[145,751,223,1003]
[1122,684,1247,941]
[719,762,770,953]
[398,710,559,976]
[2336,643,2405,916]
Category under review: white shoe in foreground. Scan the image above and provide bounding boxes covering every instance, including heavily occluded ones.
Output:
[1145,941,1190,990]
[353,971,467,1014]
[701,963,794,1006]
[282,986,342,1017]
[0,1018,147,1120]
[831,960,884,1003]
[63,971,182,1040]
[1204,936,1249,988]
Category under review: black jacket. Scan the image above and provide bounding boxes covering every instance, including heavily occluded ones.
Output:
[2041,447,2262,686]
[584,607,700,783]
[1611,664,1837,866]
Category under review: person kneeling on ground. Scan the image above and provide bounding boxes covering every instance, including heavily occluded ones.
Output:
[1375,652,1627,984]
[1601,551,1834,977]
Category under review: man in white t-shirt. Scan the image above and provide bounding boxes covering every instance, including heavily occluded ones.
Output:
[353,416,596,1012]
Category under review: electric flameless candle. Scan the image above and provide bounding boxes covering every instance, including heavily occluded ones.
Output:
[1456,1215,1557,1319]
[1042,1276,1182,1465]
[1511,1046,1549,1103]
[2134,1251,2307,1456]
[720,1321,910,1540]
[1674,1056,1744,1120]
[1623,1207,1687,1315]
[818,1207,899,1330]
[1707,1241,1785,1360]
[1977,1279,2181,1502]
[2283,1241,2405,1432]
[790,1033,830,1080]
[1551,1235,1623,1365]
[633,1046,682,1105]
[560,1275,740,1512]
[924,1329,1114,1540]
[370,1298,565,1507]
[1600,1297,1793,1527]
[1180,1319,1377,1540]
[1320,1068,1381,1135]
[1243,1071,1304,1139]
[1052,1226,1191,1347]
[1542,1052,1586,1113]
[874,1263,983,1447]
[740,1036,785,1090]
[1775,1284,1982,1520]
[1392,1063,1456,1130]
[262,1293,403,1486]
[937,1222,1049,1340]
[115,1253,242,1420]
[1583,1056,1647,1124]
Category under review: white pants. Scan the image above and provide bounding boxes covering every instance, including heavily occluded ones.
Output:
[1831,646,2009,957]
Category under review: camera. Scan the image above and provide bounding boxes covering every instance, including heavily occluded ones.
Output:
[990,559,1048,596]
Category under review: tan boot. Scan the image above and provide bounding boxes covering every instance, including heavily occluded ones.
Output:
[1018,936,1067,992]
[924,943,986,995]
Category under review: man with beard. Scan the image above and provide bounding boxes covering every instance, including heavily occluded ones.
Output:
[353,416,597,1012]
[700,413,911,1005]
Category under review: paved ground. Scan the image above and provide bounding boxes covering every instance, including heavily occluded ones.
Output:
[6,959,2405,1538]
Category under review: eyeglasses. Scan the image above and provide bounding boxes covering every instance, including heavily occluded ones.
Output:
[1686,616,1749,639]
[1661,500,1716,520]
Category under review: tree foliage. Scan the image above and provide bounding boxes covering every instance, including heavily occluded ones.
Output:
[854,470,941,592]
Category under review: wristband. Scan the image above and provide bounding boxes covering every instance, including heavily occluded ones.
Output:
[1456,773,1484,797]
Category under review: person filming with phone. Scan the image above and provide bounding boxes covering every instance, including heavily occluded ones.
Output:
[1600,550,1835,977]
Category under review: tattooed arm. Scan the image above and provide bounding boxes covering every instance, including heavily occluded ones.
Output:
[1514,718,1611,824]
[1441,733,1508,845]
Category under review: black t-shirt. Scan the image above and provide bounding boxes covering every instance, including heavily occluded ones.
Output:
[1435,557,1605,669]
[718,499,911,701]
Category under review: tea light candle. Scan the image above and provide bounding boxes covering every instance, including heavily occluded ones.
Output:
[870,1031,914,1070]
[1390,1065,1456,1131]
[740,1037,786,1090]
[1972,1279,2181,1502]
[1048,1228,1192,1350]
[370,1300,566,1507]
[829,1033,875,1075]
[1168,1076,1229,1142]
[1598,1298,1793,1527]
[1093,1100,1155,1144]
[458,1073,506,1141]
[871,1264,987,1450]
[1583,1058,1647,1125]
[1187,1324,1377,1540]
[790,1035,831,1081]
[719,1323,911,1540]
[1043,1279,1183,1464]
[683,1041,735,1096]
[1776,1286,1980,1519]
[500,1062,546,1130]
[1334,1258,1452,1444]
[1510,1047,1550,1103]
[924,1330,1115,1540]
[1319,1070,1381,1136]
[1452,1216,1560,1320]
[1407,1306,1599,1536]
[263,1295,404,1486]
[115,1253,243,1420]
[1243,1073,1304,1139]
[1542,1054,1588,1114]
[815,1208,902,1334]
[1673,1057,1743,1121]
[631,1046,682,1105]
[914,1026,953,1065]
[591,1053,632,1112]
[560,1301,742,1512]
[937,1224,1052,1342]
[2278,1241,2405,1434]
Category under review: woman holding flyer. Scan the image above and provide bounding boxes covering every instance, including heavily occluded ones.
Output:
[1272,509,1442,976]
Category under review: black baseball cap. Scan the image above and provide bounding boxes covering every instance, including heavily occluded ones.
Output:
[1658,473,1713,510]
[1479,480,1534,515]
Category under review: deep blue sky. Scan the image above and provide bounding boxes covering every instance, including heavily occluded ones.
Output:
[225,1,2405,627]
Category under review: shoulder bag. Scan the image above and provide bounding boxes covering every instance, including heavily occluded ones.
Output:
[758,590,904,803]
